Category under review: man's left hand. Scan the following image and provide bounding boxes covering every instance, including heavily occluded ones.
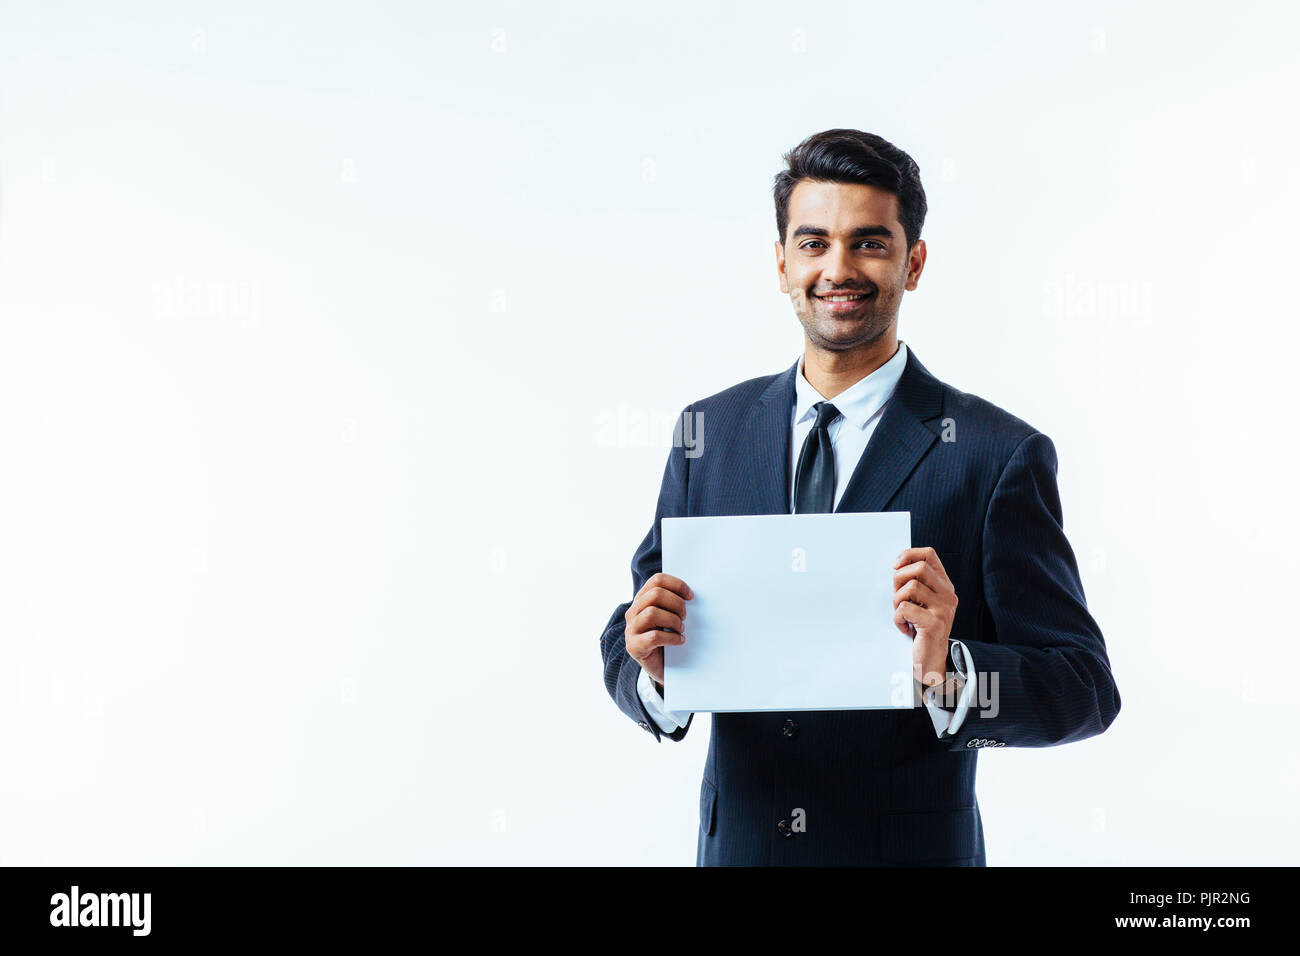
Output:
[893,547,958,688]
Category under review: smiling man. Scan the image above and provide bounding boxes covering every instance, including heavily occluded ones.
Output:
[599,128,1121,866]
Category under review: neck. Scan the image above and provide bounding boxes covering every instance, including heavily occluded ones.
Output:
[801,331,900,400]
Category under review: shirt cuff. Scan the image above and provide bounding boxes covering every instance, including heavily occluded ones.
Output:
[637,667,690,733]
[922,639,977,738]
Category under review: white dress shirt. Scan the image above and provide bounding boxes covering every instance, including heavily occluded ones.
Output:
[636,341,977,738]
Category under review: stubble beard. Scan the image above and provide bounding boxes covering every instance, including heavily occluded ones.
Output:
[795,288,900,353]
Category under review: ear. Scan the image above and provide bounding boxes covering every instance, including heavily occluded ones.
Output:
[904,239,927,291]
[776,239,789,294]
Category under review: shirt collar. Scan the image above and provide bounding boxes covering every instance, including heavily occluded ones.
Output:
[793,340,909,430]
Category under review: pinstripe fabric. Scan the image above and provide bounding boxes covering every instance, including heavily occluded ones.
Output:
[599,347,1121,866]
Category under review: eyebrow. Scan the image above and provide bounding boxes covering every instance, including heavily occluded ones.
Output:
[791,224,895,240]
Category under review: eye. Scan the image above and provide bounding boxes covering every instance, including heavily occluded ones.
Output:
[800,240,825,251]
[859,241,884,250]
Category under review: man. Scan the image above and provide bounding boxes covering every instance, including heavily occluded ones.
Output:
[599,129,1120,866]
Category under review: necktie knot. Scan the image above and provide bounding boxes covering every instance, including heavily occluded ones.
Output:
[812,401,841,431]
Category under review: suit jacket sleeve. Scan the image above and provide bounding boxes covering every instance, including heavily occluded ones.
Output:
[599,406,695,743]
[946,431,1121,750]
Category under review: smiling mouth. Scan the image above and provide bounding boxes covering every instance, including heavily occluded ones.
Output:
[815,293,870,302]
[813,291,873,310]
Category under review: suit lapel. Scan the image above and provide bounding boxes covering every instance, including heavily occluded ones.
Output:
[746,357,800,515]
[834,347,945,514]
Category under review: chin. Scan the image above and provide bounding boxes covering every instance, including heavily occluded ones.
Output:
[813,322,889,349]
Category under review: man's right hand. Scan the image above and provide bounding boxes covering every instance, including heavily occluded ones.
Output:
[624,572,694,690]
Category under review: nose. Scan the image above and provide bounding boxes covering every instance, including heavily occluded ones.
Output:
[818,243,858,287]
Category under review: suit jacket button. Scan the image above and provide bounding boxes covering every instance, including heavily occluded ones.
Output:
[781,719,799,738]
[776,819,794,838]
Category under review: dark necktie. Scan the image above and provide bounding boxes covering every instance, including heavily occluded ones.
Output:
[793,401,841,514]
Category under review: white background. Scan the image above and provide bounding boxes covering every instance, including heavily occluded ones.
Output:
[1,1,1296,864]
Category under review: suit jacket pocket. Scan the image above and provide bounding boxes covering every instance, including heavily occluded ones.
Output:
[878,807,979,863]
[699,778,718,836]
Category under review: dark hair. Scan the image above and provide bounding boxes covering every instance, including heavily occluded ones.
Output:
[773,129,927,248]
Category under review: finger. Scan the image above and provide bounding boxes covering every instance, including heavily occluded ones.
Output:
[894,601,910,636]
[631,626,687,655]
[893,578,941,610]
[643,572,695,602]
[630,606,686,642]
[894,547,948,575]
[629,585,689,622]
[894,600,937,634]
[893,559,938,590]
[893,560,955,599]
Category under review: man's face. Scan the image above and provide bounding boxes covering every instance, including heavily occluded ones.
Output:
[776,180,926,352]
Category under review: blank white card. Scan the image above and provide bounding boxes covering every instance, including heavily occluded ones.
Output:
[661,511,914,713]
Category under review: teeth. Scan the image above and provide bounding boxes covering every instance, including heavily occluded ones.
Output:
[821,294,865,302]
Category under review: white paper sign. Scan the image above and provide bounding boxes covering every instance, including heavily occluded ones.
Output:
[661,512,914,713]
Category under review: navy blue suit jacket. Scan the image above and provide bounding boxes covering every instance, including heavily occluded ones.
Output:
[600,347,1120,865]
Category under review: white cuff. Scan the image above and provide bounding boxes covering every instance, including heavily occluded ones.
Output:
[922,640,977,738]
[637,667,689,733]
